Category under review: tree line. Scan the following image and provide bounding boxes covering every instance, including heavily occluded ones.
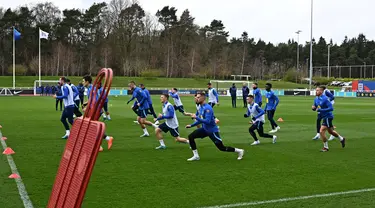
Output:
[1,0,375,80]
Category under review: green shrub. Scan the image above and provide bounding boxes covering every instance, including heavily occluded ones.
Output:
[140,69,163,77]
[283,68,300,83]
[7,64,27,75]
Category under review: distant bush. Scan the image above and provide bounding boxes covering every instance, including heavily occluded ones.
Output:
[140,69,163,78]
[7,64,27,75]
[283,68,301,83]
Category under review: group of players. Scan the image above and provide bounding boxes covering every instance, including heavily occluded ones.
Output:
[53,75,114,152]
[53,76,346,161]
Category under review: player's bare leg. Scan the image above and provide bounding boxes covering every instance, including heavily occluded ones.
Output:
[320,126,329,152]
[154,128,166,149]
[142,119,159,129]
[106,112,111,120]
[138,117,149,137]
[328,126,336,141]
[327,128,345,148]
[175,136,189,144]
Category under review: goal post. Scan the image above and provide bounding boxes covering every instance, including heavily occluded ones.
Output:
[209,80,252,98]
[33,80,59,96]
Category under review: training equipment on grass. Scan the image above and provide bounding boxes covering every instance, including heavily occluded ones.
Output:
[3,147,15,155]
[48,68,113,208]
[8,173,20,179]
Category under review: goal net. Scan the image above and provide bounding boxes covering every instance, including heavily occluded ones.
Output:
[210,80,252,98]
[34,80,59,96]
[0,88,13,96]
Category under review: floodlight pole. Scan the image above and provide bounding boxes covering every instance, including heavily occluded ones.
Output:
[309,0,314,89]
[296,30,302,83]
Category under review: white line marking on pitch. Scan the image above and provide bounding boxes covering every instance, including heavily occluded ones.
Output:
[198,188,375,208]
[0,130,34,208]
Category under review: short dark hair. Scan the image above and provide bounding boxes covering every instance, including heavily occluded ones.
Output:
[139,83,144,87]
[207,83,212,86]
[197,92,206,97]
[83,75,92,84]
[66,78,71,83]
[253,83,258,86]
[162,93,169,99]
[266,83,272,88]
[248,95,254,99]
[60,76,67,82]
[173,88,178,91]
[318,85,326,90]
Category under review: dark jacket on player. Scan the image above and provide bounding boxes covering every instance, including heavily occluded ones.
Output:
[230,85,237,97]
[242,86,250,97]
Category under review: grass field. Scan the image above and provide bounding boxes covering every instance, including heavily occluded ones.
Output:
[1,96,375,208]
[0,76,313,89]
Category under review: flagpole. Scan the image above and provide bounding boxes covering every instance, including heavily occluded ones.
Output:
[13,27,15,89]
[39,28,41,87]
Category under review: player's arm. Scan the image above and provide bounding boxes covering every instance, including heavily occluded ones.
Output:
[326,90,335,101]
[273,93,279,109]
[157,105,174,120]
[244,108,250,118]
[213,89,219,102]
[312,99,318,111]
[254,105,265,119]
[169,92,179,99]
[137,90,147,105]
[127,94,136,104]
[317,99,333,112]
[73,87,79,99]
[195,109,214,125]
[56,87,68,99]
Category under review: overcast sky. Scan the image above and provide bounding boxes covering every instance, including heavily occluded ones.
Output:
[2,0,374,44]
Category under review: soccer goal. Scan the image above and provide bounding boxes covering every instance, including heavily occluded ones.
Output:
[33,80,59,96]
[0,88,13,96]
[210,80,252,98]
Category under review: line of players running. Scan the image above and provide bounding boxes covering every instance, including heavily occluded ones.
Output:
[54,75,114,152]
[54,76,346,158]
[126,81,288,161]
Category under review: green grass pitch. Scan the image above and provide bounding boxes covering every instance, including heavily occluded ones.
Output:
[1,96,375,208]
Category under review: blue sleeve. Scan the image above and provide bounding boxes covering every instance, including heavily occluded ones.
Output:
[57,87,68,99]
[190,120,200,127]
[73,87,78,99]
[273,94,279,108]
[326,90,335,100]
[169,92,179,99]
[127,92,136,103]
[159,105,174,120]
[195,108,214,125]
[318,99,333,112]
[245,108,250,117]
[213,89,219,102]
[137,90,146,105]
[254,105,265,119]
[312,99,318,111]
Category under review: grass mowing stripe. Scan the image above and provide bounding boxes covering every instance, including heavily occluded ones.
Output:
[198,188,375,208]
[0,130,34,208]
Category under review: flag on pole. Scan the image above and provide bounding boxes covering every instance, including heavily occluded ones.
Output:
[38,29,49,87]
[13,28,21,40]
[39,29,49,39]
